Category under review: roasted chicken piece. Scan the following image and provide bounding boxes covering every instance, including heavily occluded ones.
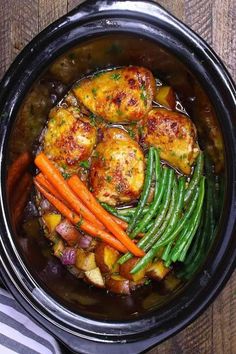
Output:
[90,128,145,205]
[43,106,97,174]
[73,66,156,123]
[143,108,199,174]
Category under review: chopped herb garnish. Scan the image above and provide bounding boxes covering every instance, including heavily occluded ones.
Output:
[93,151,99,158]
[127,129,135,139]
[138,126,144,136]
[116,109,123,116]
[76,217,83,228]
[80,160,90,169]
[144,279,152,285]
[89,112,96,126]
[62,172,71,179]
[92,88,98,96]
[111,73,121,80]
[106,176,112,182]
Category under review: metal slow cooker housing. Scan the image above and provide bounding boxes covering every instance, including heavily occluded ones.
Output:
[0,1,235,353]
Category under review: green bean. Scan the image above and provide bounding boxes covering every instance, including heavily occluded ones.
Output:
[127,147,155,234]
[130,176,185,274]
[116,206,149,217]
[153,148,161,200]
[183,214,204,266]
[100,203,130,222]
[118,168,173,265]
[130,151,164,238]
[171,176,205,262]
[162,186,200,262]
[184,152,204,204]
[142,175,177,250]
[152,177,186,248]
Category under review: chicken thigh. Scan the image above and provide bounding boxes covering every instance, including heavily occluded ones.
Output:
[73,66,156,123]
[90,128,145,205]
[43,106,97,174]
[142,108,199,174]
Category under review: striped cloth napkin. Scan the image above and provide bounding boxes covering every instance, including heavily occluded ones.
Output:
[0,288,62,354]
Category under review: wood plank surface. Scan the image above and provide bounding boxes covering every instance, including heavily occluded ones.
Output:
[0,1,235,353]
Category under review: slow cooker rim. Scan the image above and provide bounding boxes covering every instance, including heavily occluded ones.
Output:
[0,0,235,346]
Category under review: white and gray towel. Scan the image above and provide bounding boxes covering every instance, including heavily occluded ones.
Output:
[0,288,62,354]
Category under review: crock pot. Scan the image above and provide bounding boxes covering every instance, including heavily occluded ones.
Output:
[0,1,235,353]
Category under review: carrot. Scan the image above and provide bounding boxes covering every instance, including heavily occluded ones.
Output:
[34,153,103,229]
[110,215,128,230]
[12,172,33,227]
[35,173,65,202]
[68,175,145,257]
[7,151,31,195]
[34,179,127,253]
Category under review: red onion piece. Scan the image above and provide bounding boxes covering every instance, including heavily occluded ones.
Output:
[56,219,80,246]
[61,247,76,265]
[77,234,92,249]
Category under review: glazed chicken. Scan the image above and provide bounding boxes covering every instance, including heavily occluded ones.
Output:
[90,128,145,205]
[43,106,97,174]
[142,108,200,174]
[73,66,156,123]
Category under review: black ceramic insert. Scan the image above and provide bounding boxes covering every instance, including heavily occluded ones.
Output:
[0,1,235,353]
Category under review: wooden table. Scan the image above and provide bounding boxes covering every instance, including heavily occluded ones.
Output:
[0,1,235,353]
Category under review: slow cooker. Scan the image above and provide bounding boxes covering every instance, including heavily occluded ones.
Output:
[0,1,235,353]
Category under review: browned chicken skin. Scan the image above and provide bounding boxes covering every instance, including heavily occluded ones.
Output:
[143,108,200,174]
[43,106,97,174]
[90,128,145,205]
[73,66,156,123]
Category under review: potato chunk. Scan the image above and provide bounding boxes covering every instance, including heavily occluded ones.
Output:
[95,243,119,273]
[43,213,61,233]
[44,106,96,174]
[90,128,145,205]
[146,260,170,281]
[155,86,176,110]
[75,249,96,271]
[106,275,131,295]
[143,108,200,174]
[85,267,105,288]
[119,258,147,282]
[73,66,156,123]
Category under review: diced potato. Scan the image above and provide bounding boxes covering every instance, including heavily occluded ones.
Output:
[155,86,176,110]
[119,258,147,282]
[53,238,64,258]
[43,213,61,233]
[106,275,130,295]
[146,260,170,281]
[85,267,105,288]
[95,243,119,273]
[75,249,96,271]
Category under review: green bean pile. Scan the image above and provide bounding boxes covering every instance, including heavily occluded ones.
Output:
[103,149,208,275]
